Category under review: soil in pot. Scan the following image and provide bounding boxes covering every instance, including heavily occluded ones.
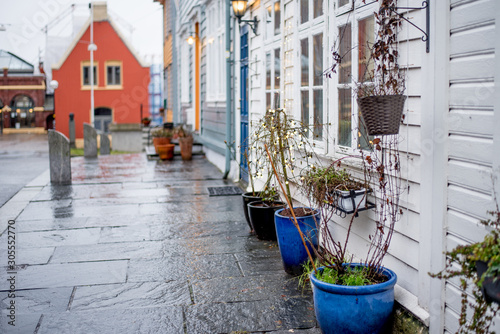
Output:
[156,144,175,160]
[247,201,285,241]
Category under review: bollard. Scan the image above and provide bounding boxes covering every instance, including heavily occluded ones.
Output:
[100,133,111,155]
[48,130,72,184]
[84,123,98,158]
[69,113,76,148]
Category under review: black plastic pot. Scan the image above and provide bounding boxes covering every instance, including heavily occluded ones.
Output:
[476,260,500,305]
[242,192,263,231]
[248,201,285,241]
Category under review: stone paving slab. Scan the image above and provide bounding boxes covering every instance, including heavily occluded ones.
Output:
[70,281,191,311]
[0,261,128,289]
[38,307,184,334]
[185,297,316,333]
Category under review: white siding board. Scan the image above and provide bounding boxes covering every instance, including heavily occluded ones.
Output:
[450,25,495,56]
[449,82,495,108]
[448,134,493,164]
[447,184,495,218]
[450,0,495,30]
[449,54,495,82]
[397,39,423,69]
[448,110,494,137]
[447,209,491,243]
[448,159,493,193]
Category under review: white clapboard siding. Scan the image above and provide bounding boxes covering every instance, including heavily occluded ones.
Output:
[444,0,497,330]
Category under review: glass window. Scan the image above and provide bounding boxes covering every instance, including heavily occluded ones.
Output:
[313,33,323,86]
[358,16,375,82]
[313,89,323,138]
[301,38,308,87]
[301,91,309,127]
[313,0,323,18]
[83,66,97,85]
[339,23,352,84]
[266,52,271,90]
[274,48,280,89]
[338,87,352,147]
[107,65,121,85]
[274,1,280,36]
[300,0,308,24]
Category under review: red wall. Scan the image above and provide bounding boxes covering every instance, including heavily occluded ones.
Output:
[52,21,150,139]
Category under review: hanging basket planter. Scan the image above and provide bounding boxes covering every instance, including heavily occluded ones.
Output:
[357,95,406,136]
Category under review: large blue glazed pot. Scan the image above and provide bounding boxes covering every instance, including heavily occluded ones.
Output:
[274,207,320,275]
[310,264,397,334]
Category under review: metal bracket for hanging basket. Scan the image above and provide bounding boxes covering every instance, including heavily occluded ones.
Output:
[389,1,430,53]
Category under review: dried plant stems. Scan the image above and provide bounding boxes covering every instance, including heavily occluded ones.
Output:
[264,143,317,274]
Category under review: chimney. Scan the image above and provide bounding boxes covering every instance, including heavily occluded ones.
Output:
[92,2,108,22]
[3,68,7,77]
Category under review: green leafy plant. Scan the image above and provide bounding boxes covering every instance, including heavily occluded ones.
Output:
[151,128,173,138]
[430,207,500,334]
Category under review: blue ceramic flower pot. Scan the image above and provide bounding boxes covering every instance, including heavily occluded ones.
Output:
[274,207,319,275]
[310,264,397,334]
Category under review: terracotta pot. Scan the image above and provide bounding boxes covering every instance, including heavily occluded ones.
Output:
[153,137,171,153]
[178,136,193,161]
[156,144,175,160]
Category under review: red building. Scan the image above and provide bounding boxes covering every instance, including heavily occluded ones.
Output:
[52,2,150,140]
[0,51,54,130]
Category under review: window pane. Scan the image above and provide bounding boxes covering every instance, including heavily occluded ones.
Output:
[274,1,280,35]
[107,67,113,85]
[313,33,323,86]
[338,87,351,147]
[266,92,271,111]
[300,0,308,24]
[274,92,280,109]
[313,0,323,18]
[266,6,273,38]
[115,66,121,85]
[301,90,309,127]
[266,52,271,90]
[313,89,323,139]
[93,66,97,85]
[83,67,89,85]
[274,48,280,90]
[339,23,351,84]
[300,38,308,87]
[339,0,350,7]
[358,15,375,82]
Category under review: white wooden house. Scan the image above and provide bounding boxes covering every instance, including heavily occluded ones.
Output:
[159,0,500,331]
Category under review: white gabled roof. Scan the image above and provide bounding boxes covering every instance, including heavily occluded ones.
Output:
[52,9,149,70]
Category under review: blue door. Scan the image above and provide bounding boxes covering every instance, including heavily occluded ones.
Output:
[240,25,249,182]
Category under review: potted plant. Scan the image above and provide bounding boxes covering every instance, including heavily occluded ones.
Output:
[253,108,321,275]
[152,128,173,153]
[302,165,369,214]
[176,125,194,161]
[430,206,500,333]
[247,186,284,241]
[156,143,175,160]
[141,117,151,127]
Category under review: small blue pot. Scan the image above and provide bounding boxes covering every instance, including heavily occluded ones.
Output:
[310,264,397,334]
[274,207,320,275]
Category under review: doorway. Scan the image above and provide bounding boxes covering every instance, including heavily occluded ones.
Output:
[94,107,112,133]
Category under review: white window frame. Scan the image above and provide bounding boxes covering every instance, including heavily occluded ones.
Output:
[206,0,226,102]
[332,3,377,155]
[299,0,325,27]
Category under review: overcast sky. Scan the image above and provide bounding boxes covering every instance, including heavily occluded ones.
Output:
[0,0,163,67]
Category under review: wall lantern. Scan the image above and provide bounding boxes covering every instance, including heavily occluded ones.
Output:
[231,0,258,35]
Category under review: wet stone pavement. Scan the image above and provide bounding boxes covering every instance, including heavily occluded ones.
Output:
[0,153,320,333]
